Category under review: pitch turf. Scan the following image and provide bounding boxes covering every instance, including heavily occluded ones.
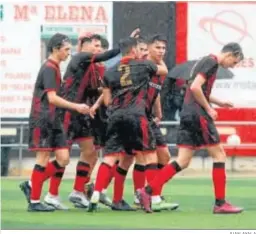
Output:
[1,177,256,229]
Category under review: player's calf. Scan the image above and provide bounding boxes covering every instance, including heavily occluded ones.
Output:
[88,155,119,212]
[207,144,243,214]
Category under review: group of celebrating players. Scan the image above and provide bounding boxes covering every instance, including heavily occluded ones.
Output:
[20,28,245,214]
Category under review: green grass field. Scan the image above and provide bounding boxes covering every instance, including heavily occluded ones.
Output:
[1,177,256,229]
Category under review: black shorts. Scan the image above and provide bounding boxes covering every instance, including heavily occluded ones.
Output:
[150,120,167,147]
[63,111,93,144]
[104,113,156,156]
[28,121,69,151]
[176,114,220,149]
[91,112,108,149]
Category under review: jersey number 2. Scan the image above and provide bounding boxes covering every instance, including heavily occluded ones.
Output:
[118,64,132,87]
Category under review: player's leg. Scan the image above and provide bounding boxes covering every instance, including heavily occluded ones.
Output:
[205,121,243,214]
[44,126,71,210]
[137,117,195,213]
[88,119,125,212]
[137,147,192,213]
[132,154,146,206]
[86,120,112,207]
[20,127,55,212]
[112,155,136,211]
[69,137,94,208]
[88,153,121,212]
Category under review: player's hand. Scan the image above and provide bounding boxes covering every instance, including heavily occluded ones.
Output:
[75,104,90,114]
[89,103,99,119]
[207,108,218,120]
[130,28,140,38]
[219,101,234,108]
[153,117,161,126]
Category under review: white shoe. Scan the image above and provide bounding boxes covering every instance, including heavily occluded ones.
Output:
[44,193,69,210]
[68,191,89,208]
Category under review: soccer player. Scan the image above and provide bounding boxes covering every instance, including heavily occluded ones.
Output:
[43,34,121,209]
[115,35,178,211]
[87,37,168,212]
[137,42,245,214]
[19,33,90,212]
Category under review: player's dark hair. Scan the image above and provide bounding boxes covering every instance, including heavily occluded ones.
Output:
[80,36,92,46]
[147,34,167,45]
[221,42,244,60]
[101,37,109,50]
[47,33,70,53]
[119,37,138,55]
[137,36,147,44]
[90,34,102,41]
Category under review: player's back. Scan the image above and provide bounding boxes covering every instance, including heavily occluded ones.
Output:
[181,55,219,117]
[104,59,157,116]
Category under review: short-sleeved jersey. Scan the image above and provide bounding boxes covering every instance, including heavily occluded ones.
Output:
[103,58,158,116]
[181,54,219,116]
[60,48,120,106]
[29,59,61,127]
[146,74,165,119]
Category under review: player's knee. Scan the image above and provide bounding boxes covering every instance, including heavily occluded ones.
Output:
[144,151,158,164]
[119,156,134,170]
[80,148,95,161]
[135,154,145,165]
[208,144,226,162]
[103,155,119,167]
[176,149,193,169]
[35,151,51,167]
[157,147,170,165]
[55,148,70,166]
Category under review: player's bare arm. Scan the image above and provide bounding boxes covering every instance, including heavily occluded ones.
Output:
[190,74,217,120]
[156,60,168,76]
[89,94,104,119]
[210,96,234,108]
[47,91,89,114]
[153,94,162,124]
[102,88,112,106]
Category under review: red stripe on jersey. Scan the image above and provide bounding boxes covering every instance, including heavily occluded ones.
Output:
[136,89,145,105]
[32,97,41,120]
[33,127,41,147]
[76,65,91,102]
[63,111,71,132]
[123,92,133,108]
[140,116,149,148]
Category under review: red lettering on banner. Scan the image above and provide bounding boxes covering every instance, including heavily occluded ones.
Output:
[44,5,108,22]
[5,73,31,80]
[0,96,16,103]
[9,84,33,91]
[95,6,107,23]
[14,5,29,21]
[0,48,21,55]
[23,96,32,101]
[0,60,7,67]
[1,107,17,114]
[0,36,6,43]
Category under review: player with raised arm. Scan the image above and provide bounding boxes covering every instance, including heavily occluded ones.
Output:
[42,34,121,209]
[87,37,168,212]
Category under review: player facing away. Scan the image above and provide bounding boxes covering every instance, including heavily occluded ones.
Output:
[116,35,178,211]
[19,33,90,212]
[43,34,121,210]
[87,37,168,212]
[137,42,245,214]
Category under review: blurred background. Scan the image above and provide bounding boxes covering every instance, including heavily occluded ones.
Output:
[1,1,256,178]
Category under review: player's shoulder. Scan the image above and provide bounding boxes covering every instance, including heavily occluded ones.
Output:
[40,59,57,72]
[201,54,218,66]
